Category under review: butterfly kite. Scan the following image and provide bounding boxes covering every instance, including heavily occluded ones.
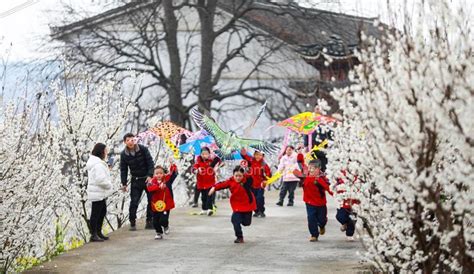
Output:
[191,108,279,160]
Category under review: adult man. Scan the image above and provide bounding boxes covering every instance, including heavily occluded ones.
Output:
[120,133,155,230]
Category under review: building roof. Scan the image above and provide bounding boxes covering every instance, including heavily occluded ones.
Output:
[51,0,381,53]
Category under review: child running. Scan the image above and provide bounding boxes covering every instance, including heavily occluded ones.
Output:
[294,159,333,242]
[193,147,221,216]
[276,145,303,206]
[146,161,178,240]
[240,148,272,217]
[209,166,256,243]
[334,170,360,242]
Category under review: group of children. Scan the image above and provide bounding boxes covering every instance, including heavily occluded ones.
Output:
[145,145,359,243]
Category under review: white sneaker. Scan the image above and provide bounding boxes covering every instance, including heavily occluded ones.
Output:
[199,210,207,215]
[164,227,170,235]
[340,224,347,232]
[155,233,163,240]
[207,209,214,216]
[346,236,355,242]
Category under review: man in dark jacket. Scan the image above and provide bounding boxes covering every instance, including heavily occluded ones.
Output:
[120,133,155,230]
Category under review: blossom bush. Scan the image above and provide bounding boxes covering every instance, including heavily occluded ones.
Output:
[327,1,473,272]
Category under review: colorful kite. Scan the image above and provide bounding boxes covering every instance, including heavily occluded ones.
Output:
[265,171,282,185]
[179,135,215,155]
[164,138,180,159]
[276,112,319,134]
[151,121,187,139]
[191,108,279,160]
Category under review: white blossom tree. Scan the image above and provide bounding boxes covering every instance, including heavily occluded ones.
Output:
[0,96,71,272]
[327,1,473,272]
[0,72,137,272]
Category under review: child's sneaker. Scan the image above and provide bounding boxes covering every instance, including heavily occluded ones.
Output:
[154,233,163,240]
[309,236,318,242]
[319,227,325,235]
[207,209,214,216]
[346,236,355,242]
[340,224,347,232]
[164,227,170,235]
[234,237,244,243]
[199,210,207,215]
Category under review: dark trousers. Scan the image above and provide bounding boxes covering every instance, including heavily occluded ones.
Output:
[129,178,153,224]
[200,188,215,210]
[231,212,252,238]
[279,181,298,204]
[252,188,265,213]
[193,184,200,204]
[90,199,107,235]
[336,208,356,236]
[153,211,170,234]
[306,204,327,237]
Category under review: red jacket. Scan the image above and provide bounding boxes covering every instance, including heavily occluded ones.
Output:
[240,152,272,189]
[193,156,221,190]
[147,164,178,212]
[302,175,333,207]
[214,177,256,212]
[336,170,360,210]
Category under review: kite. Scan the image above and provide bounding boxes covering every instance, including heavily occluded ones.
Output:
[191,108,279,160]
[305,139,329,160]
[179,135,215,155]
[243,101,267,136]
[276,112,319,135]
[264,171,282,185]
[164,138,180,159]
[151,121,187,139]
[275,112,339,135]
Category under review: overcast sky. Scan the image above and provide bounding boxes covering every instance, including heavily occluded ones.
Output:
[0,0,471,62]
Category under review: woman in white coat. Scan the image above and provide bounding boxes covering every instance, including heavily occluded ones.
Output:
[86,143,113,242]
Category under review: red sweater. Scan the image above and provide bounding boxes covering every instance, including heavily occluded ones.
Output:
[302,175,333,207]
[147,164,178,212]
[193,156,221,190]
[240,152,272,189]
[336,170,361,210]
[214,177,256,212]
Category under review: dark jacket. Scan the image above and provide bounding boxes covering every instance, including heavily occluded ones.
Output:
[120,144,154,185]
[303,126,333,147]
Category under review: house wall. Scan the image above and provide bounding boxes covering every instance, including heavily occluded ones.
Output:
[61,3,319,138]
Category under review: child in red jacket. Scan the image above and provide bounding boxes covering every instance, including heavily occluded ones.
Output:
[192,147,221,216]
[334,170,360,242]
[240,148,271,218]
[295,159,333,242]
[209,166,256,243]
[146,162,178,240]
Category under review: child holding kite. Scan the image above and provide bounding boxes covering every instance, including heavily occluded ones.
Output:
[209,166,256,243]
[276,145,304,206]
[240,148,272,217]
[146,161,178,240]
[193,147,221,216]
[294,159,333,242]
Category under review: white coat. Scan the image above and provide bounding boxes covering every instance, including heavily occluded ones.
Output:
[278,153,301,182]
[86,155,113,202]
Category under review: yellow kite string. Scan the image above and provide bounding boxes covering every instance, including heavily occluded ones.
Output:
[265,171,282,185]
[164,138,180,159]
